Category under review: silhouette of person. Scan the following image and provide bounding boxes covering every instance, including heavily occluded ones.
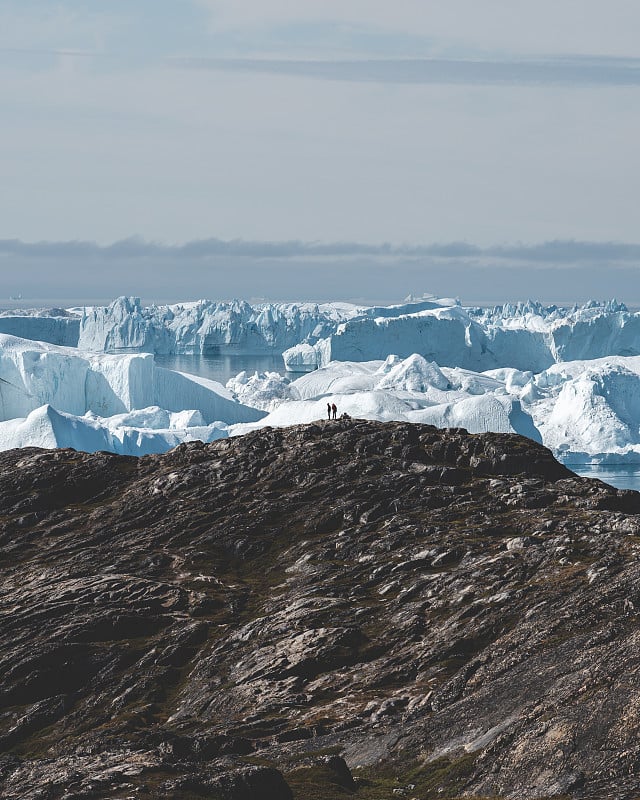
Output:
[331,403,337,419]
[327,402,331,420]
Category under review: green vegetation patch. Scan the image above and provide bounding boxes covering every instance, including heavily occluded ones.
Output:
[285,753,480,800]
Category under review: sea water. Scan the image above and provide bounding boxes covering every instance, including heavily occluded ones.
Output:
[154,353,287,384]
[570,465,640,492]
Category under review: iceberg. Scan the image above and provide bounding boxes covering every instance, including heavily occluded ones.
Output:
[525,356,640,462]
[0,334,263,425]
[283,299,640,373]
[375,354,451,392]
[0,335,265,455]
[77,296,360,354]
[77,296,458,356]
[0,308,80,347]
[226,370,298,412]
[0,404,229,456]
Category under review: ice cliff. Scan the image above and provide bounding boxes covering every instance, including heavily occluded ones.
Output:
[283,299,640,372]
[0,335,264,455]
[77,296,356,354]
[0,308,80,346]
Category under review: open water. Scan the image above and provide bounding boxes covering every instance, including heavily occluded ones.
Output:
[154,353,286,384]
[569,465,640,492]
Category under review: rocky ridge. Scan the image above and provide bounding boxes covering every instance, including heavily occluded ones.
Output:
[1,420,640,798]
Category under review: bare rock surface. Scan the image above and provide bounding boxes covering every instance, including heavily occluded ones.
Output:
[1,419,639,798]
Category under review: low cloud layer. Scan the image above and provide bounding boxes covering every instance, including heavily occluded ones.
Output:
[1,238,638,308]
[4,237,640,262]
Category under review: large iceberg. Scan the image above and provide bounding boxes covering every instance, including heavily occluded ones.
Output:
[76,295,468,356]
[0,307,80,346]
[0,335,264,455]
[283,299,640,373]
[77,296,359,354]
[529,356,640,462]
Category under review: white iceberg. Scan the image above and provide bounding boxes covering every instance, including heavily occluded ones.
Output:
[0,335,265,455]
[525,356,640,462]
[77,296,361,355]
[0,404,229,456]
[0,334,263,425]
[283,299,640,374]
[226,370,298,412]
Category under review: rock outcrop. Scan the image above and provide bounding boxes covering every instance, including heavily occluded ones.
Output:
[1,420,639,798]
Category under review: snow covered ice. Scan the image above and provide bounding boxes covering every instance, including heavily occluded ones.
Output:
[4,295,640,462]
[0,335,264,455]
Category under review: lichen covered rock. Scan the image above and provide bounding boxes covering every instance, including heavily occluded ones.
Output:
[0,421,638,798]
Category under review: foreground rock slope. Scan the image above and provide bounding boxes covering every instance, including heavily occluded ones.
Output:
[1,420,640,799]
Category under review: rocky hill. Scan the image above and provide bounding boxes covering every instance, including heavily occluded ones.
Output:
[1,420,640,799]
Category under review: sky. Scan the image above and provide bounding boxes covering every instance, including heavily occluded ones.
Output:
[1,1,640,305]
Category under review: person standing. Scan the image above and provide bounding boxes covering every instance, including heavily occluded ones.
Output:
[327,402,332,420]
[331,403,337,419]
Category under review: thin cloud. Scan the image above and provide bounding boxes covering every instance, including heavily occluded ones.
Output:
[173,54,640,87]
[0,46,99,57]
[6,46,640,89]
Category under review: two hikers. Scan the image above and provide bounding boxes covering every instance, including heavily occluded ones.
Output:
[327,402,338,420]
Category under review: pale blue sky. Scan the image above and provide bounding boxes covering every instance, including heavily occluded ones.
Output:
[1,1,640,303]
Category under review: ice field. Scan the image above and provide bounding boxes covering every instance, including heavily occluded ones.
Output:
[0,296,639,463]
